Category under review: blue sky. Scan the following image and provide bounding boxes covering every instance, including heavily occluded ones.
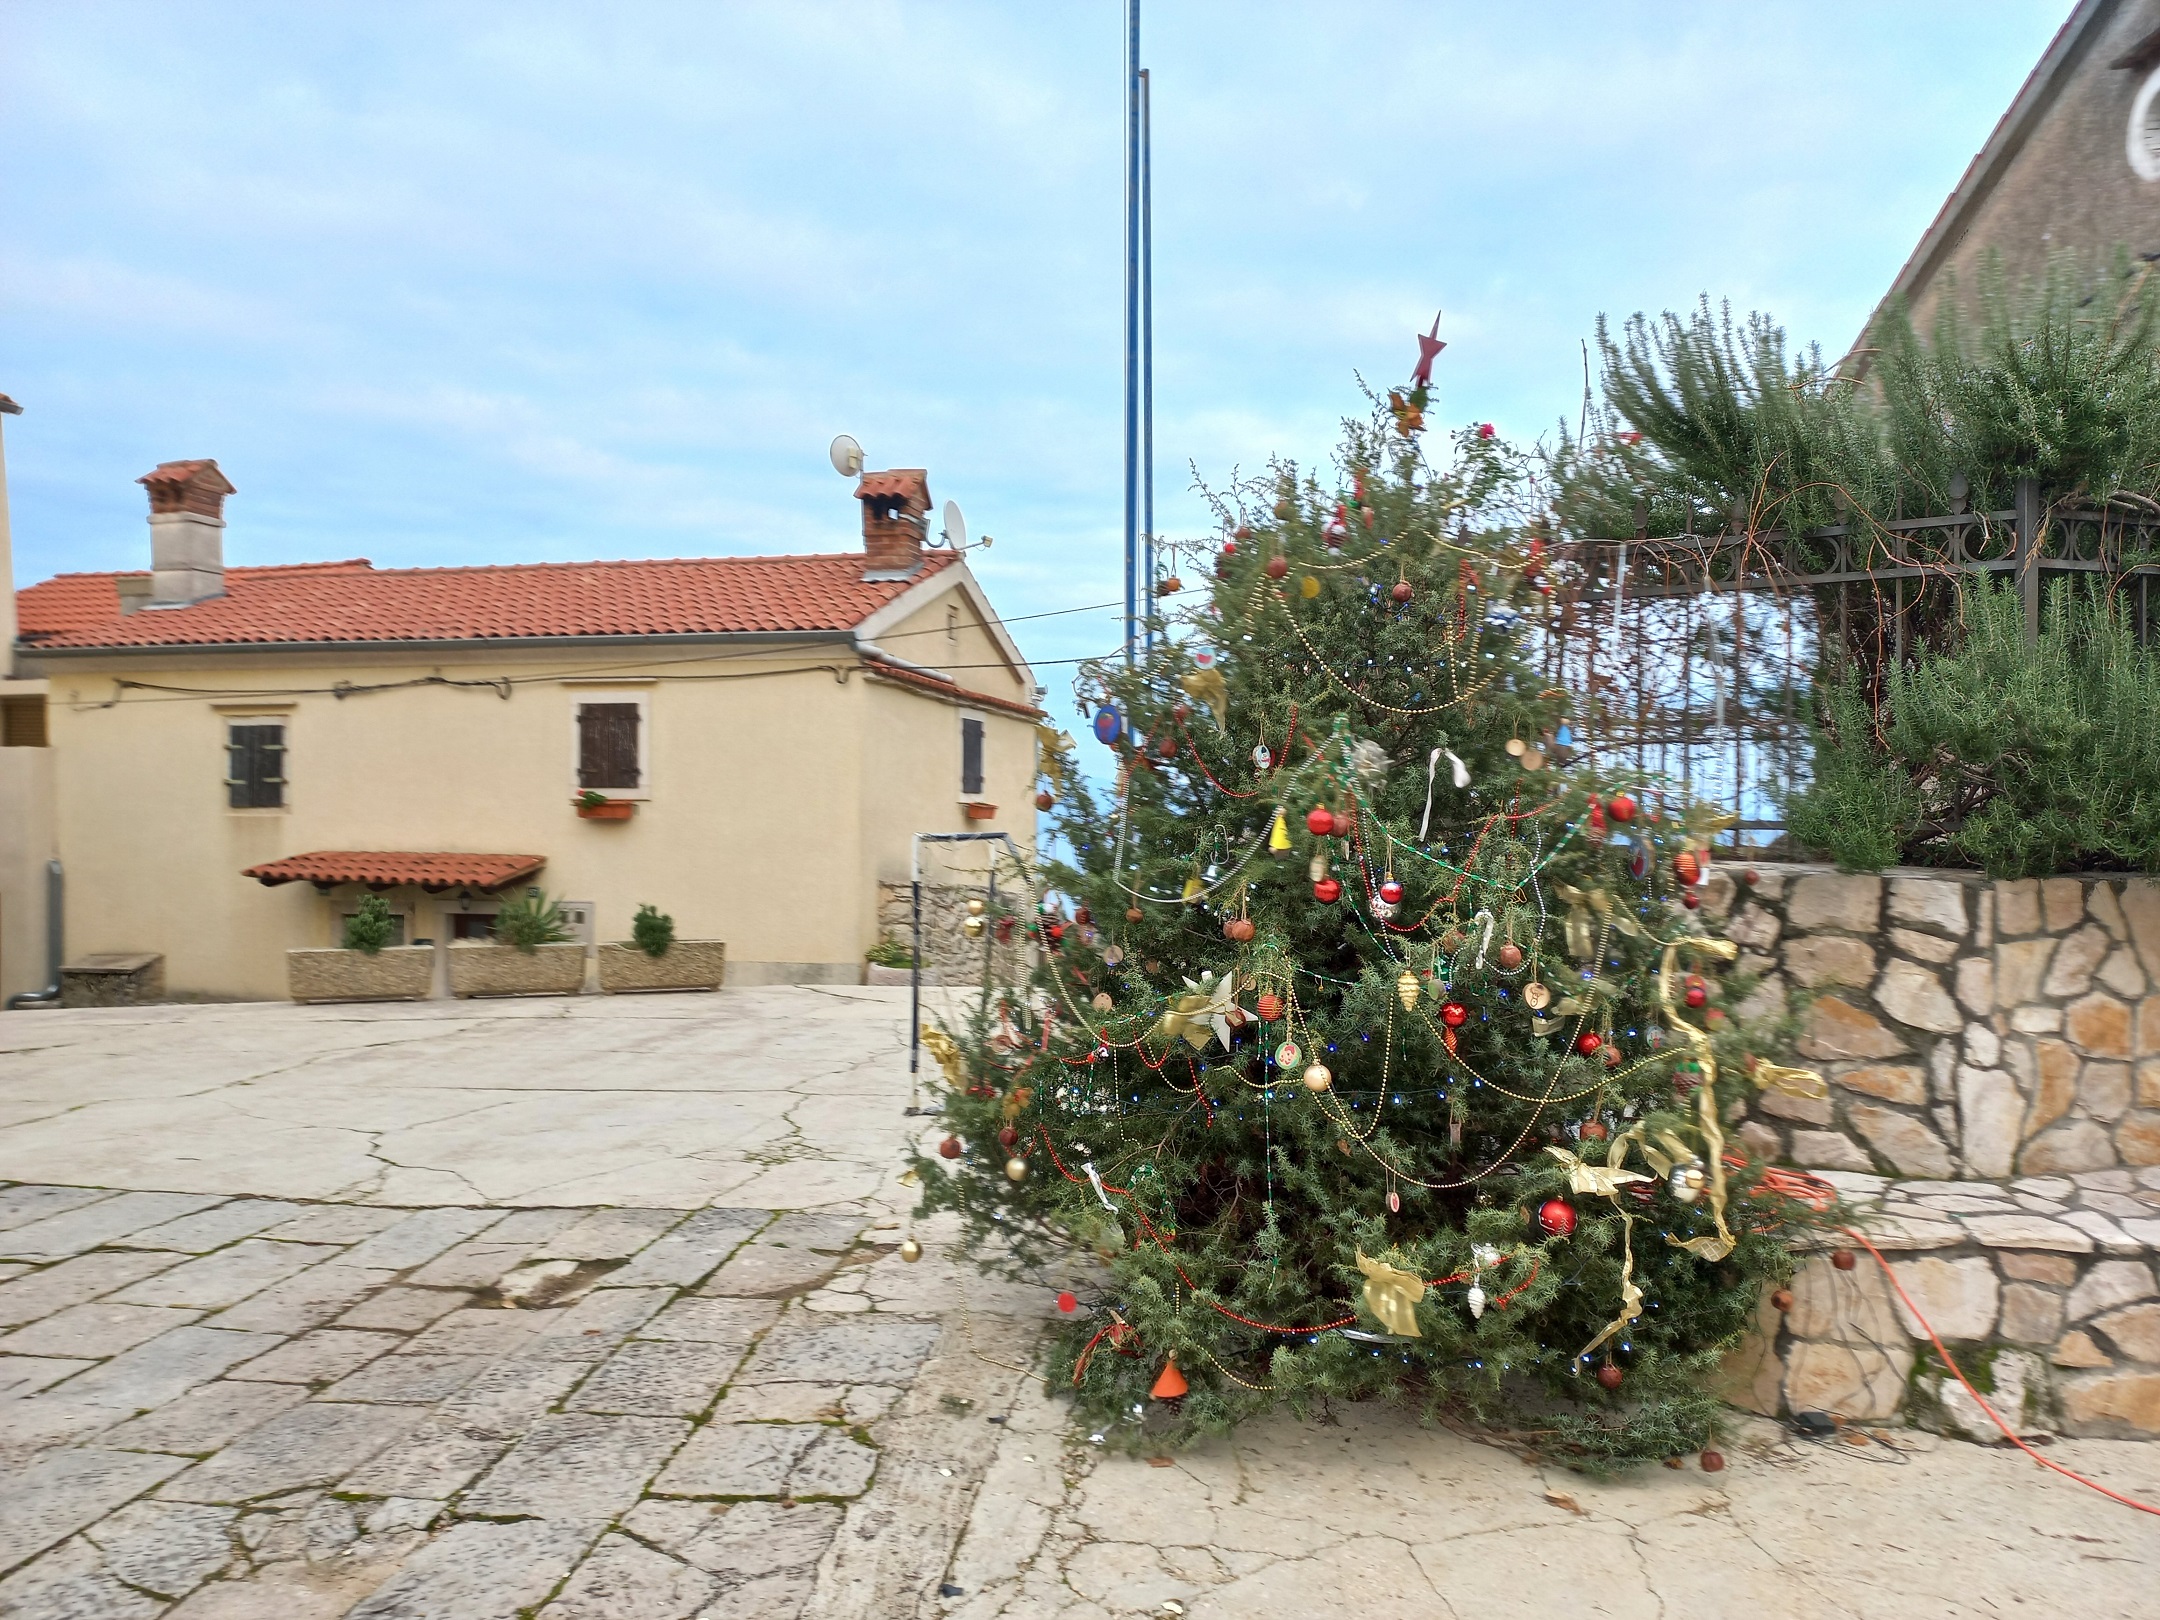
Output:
[1,1,2067,719]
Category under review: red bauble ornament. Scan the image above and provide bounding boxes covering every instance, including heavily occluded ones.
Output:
[1264,555,1289,579]
[1234,525,1253,541]
[1743,868,1760,886]
[1496,943,1524,971]
[1832,1248,1857,1271]
[1700,1449,1726,1473]
[1674,850,1702,886]
[1125,906,1144,923]
[1537,1198,1578,1237]
[1256,992,1284,1023]
[1034,790,1055,811]
[1440,1001,1468,1028]
[938,1136,962,1160]
[1171,703,1190,722]
[1379,879,1405,905]
[1056,1290,1079,1314]
[1073,907,1091,926]
[1576,1032,1603,1056]
[1682,892,1702,911]
[1224,917,1256,944]
[998,1125,1018,1148]
[1596,1364,1624,1391]
[1685,985,1708,1009]
[1305,807,1336,836]
[1313,877,1342,903]
[1220,540,1237,557]
[1157,734,1178,759]
[1601,1044,1622,1068]
[1771,1288,1794,1313]
[1607,794,1637,824]
[1390,580,1413,604]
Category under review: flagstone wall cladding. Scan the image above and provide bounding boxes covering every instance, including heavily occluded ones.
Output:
[1716,1168,2160,1440]
[1714,865,2160,1180]
[874,882,1032,984]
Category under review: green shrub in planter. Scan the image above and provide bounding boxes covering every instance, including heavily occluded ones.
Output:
[632,904,675,959]
[495,890,571,955]
[343,893,398,956]
[865,938,914,969]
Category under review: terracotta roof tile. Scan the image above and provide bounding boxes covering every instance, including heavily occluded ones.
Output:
[863,659,1043,719]
[857,469,929,506]
[242,851,546,891]
[18,551,958,651]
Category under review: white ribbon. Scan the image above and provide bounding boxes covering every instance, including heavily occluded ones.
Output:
[1082,1161,1116,1212]
[1419,748,1470,843]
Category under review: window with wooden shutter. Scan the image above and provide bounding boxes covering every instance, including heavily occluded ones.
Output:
[577,702,642,790]
[961,716,984,796]
[0,695,47,748]
[226,722,286,809]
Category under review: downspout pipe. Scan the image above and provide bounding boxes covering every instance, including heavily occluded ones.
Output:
[6,859,62,1008]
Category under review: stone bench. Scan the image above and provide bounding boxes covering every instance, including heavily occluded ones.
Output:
[1722,1167,2160,1442]
[58,952,165,1008]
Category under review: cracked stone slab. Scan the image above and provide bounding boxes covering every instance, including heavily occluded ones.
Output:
[0,1193,227,1261]
[535,1530,721,1620]
[58,1325,286,1412]
[0,1446,189,1570]
[156,1401,424,1503]
[0,1532,166,1620]
[1,1300,203,1360]
[650,1421,875,1499]
[93,1378,307,1456]
[733,1317,941,1385]
[459,1410,691,1521]
[625,1497,844,1582]
[229,1328,407,1386]
[86,1498,239,1600]
[0,1185,114,1233]
[601,1208,766,1288]
[532,1206,688,1261]
[119,1200,306,1254]
[638,1295,780,1347]
[346,1519,601,1620]
[0,1353,94,1398]
[337,1208,509,1273]
[110,1239,344,1309]
[566,1339,747,1417]
[211,1264,400,1335]
[0,1249,189,1326]
[334,1285,476,1333]
[321,1350,496,1405]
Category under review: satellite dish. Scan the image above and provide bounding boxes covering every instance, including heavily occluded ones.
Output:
[828,434,865,478]
[941,500,967,549]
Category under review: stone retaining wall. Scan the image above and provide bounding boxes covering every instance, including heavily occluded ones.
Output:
[1717,865,2160,1180]
[1719,1167,2160,1439]
[875,882,1033,985]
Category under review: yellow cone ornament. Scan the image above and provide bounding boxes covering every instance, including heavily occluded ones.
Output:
[1396,970,1420,1012]
[1268,808,1294,857]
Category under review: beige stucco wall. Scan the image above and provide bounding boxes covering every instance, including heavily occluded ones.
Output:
[0,680,56,1002]
[38,609,1038,1000]
[1906,0,2160,333]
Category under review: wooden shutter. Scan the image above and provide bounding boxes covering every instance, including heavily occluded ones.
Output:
[227,723,285,809]
[578,703,641,789]
[961,717,984,796]
[0,695,47,748]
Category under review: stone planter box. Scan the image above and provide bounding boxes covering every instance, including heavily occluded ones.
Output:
[865,963,943,986]
[448,942,587,998]
[59,952,165,1008]
[287,946,433,1003]
[596,940,727,993]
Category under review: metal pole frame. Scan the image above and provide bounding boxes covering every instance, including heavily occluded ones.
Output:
[1141,64,1155,656]
[1122,0,1142,664]
[907,830,1029,1078]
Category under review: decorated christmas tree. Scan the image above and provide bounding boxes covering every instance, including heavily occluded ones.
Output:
[915,342,1831,1468]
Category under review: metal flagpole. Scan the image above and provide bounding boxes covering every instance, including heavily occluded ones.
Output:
[1122,0,1142,663]
[1141,65,1155,656]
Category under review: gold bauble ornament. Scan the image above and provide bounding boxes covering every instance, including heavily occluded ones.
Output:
[966,897,986,916]
[898,1237,922,1263]
[1396,970,1419,1012]
[1302,1062,1333,1092]
[962,915,987,939]
[1299,574,1321,599]
[1004,1157,1029,1183]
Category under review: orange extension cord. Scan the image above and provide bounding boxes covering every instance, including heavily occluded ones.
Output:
[1841,1225,2160,1518]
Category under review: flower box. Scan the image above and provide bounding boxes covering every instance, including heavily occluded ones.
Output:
[962,802,997,822]
[597,940,727,993]
[286,946,434,1004]
[575,799,637,821]
[447,941,587,997]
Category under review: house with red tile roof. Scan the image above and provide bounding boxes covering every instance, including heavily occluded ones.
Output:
[5,453,1041,1002]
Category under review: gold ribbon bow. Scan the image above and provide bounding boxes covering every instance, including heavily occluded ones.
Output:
[1147,973,1247,1053]
[1180,666,1229,727]
[921,1027,964,1090]
[1356,1250,1426,1338]
[1544,1143,1651,1199]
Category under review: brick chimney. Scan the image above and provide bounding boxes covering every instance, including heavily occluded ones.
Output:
[138,459,234,606]
[856,469,929,580]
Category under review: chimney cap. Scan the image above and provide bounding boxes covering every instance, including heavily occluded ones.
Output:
[138,459,236,519]
[856,469,930,511]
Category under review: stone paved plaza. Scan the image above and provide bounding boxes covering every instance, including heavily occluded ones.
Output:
[2,992,2159,1617]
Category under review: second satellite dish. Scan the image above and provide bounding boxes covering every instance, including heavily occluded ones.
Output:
[941,500,967,549]
[829,434,865,478]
